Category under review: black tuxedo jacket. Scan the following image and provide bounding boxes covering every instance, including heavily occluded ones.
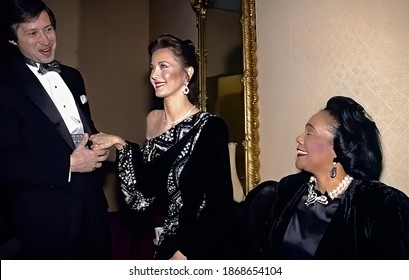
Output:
[0,56,111,259]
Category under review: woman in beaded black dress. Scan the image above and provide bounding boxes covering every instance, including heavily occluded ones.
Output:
[90,34,236,260]
[239,96,409,259]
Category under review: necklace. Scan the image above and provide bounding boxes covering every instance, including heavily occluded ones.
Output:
[163,105,196,127]
[304,175,354,206]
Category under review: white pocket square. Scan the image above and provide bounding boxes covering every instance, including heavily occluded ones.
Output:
[80,95,87,104]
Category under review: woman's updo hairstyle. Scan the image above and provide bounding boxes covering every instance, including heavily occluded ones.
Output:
[324,96,383,180]
[148,33,198,103]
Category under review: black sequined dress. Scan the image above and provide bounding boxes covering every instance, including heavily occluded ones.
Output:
[117,112,236,259]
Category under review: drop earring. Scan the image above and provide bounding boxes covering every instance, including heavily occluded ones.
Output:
[182,81,189,95]
[330,160,337,178]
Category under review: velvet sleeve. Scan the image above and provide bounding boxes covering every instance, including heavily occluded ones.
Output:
[237,180,279,259]
[369,185,409,258]
[176,116,236,259]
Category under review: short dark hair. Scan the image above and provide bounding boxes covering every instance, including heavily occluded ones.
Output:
[4,0,56,41]
[324,96,383,180]
[148,33,198,103]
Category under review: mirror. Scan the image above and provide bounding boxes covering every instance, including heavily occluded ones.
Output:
[190,0,260,194]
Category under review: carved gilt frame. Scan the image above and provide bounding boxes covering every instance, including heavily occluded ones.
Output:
[241,0,260,192]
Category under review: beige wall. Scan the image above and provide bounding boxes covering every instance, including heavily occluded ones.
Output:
[149,0,196,43]
[46,0,80,67]
[78,0,150,146]
[256,0,409,195]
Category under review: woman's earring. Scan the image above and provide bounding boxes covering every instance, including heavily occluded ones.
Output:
[330,160,337,178]
[183,81,189,95]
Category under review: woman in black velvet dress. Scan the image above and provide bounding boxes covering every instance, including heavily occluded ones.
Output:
[90,34,236,260]
[240,96,409,259]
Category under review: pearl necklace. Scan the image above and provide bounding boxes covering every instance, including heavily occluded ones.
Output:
[304,175,354,206]
[163,105,196,127]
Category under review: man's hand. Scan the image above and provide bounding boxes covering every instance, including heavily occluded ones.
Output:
[70,133,110,173]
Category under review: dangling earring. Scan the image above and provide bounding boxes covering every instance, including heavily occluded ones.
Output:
[330,160,337,178]
[182,80,189,95]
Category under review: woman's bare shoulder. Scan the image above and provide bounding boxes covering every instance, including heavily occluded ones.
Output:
[147,109,163,122]
[146,109,165,139]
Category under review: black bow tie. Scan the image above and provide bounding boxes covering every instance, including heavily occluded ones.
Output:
[25,58,61,75]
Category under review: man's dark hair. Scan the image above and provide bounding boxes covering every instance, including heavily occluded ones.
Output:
[3,0,56,42]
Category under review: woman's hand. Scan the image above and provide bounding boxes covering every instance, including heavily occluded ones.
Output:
[90,132,125,150]
[170,250,187,260]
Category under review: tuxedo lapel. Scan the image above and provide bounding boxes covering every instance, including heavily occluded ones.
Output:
[11,59,76,150]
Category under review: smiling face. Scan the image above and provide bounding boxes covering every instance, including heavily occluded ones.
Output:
[295,110,337,176]
[10,10,56,64]
[149,48,191,99]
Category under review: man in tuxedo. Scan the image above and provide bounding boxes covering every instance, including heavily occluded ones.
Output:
[0,0,112,259]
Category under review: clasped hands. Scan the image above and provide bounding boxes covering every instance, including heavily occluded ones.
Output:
[90,132,126,150]
[70,133,110,173]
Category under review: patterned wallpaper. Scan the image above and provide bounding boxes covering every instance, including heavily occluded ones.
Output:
[257,0,409,195]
